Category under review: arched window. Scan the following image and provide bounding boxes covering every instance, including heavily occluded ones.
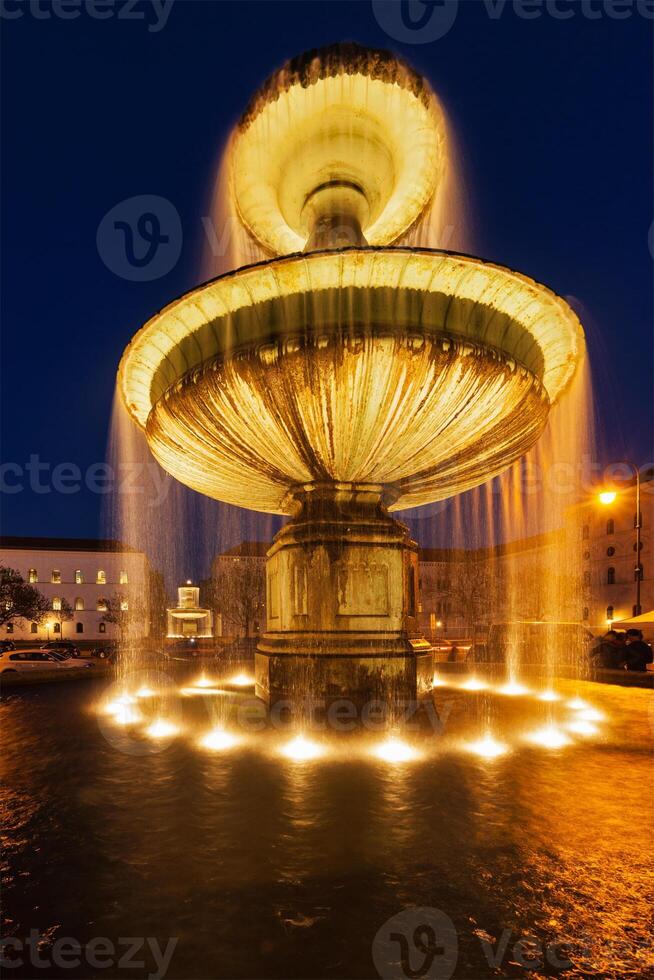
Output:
[75,570,84,584]
[119,571,128,585]
[97,598,107,612]
[606,546,615,557]
[583,571,591,586]
[53,623,60,634]
[74,597,84,611]
[52,597,62,611]
[51,569,61,584]
[120,598,128,612]
[96,570,106,585]
[6,623,13,634]
[28,568,37,583]
[30,622,37,634]
[582,607,589,621]
[99,622,106,634]
[606,519,614,535]
[606,605,614,621]
[607,567,615,585]
[76,622,84,634]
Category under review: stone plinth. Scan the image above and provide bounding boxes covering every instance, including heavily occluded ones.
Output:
[255,483,433,706]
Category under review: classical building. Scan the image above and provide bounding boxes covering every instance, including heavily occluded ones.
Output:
[0,536,151,642]
[576,478,653,628]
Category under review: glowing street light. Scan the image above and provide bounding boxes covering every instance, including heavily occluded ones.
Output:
[598,490,617,506]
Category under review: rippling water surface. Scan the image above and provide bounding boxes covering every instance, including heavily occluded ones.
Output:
[2,674,653,979]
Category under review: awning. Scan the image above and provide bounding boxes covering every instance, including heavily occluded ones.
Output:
[614,610,654,627]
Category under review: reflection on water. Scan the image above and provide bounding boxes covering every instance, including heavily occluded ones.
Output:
[1,677,653,979]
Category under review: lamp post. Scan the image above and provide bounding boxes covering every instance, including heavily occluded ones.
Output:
[598,462,642,617]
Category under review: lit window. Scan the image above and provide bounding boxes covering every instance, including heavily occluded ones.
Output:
[30,622,37,634]
[6,623,14,634]
[606,519,614,536]
[52,597,62,611]
[120,599,129,612]
[119,571,128,585]
[97,598,107,612]
[53,623,60,634]
[76,622,84,634]
[99,622,106,634]
[28,568,38,583]
[607,567,615,586]
[74,597,84,611]
[96,570,106,585]
[606,605,614,621]
[51,569,61,584]
[75,570,84,584]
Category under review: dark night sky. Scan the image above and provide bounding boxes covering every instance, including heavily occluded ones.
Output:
[2,0,652,540]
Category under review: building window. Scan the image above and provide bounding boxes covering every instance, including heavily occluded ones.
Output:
[30,622,37,634]
[96,570,106,585]
[53,623,61,634]
[606,605,614,621]
[583,571,591,586]
[607,567,615,585]
[606,546,615,557]
[75,569,84,584]
[119,570,128,585]
[51,569,61,584]
[120,598,129,612]
[582,607,589,621]
[582,524,589,540]
[583,551,590,561]
[99,622,106,634]
[76,622,84,634]
[74,597,84,611]
[606,519,614,535]
[28,568,38,583]
[97,598,108,612]
[52,597,62,611]
[6,623,13,634]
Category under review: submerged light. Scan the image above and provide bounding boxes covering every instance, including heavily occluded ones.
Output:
[199,728,239,752]
[465,734,508,759]
[372,737,420,764]
[280,735,325,762]
[526,725,570,749]
[460,677,487,692]
[498,680,529,697]
[145,719,179,740]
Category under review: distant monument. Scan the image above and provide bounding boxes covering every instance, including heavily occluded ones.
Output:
[166,582,213,641]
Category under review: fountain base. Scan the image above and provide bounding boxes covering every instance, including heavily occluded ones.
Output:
[255,484,433,706]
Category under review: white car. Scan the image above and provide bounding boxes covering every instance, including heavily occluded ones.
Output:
[0,649,95,674]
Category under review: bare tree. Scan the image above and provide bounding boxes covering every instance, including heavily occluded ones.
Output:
[101,592,147,643]
[0,565,50,628]
[208,560,266,638]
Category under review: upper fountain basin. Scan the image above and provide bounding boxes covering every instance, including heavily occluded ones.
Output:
[118,247,584,514]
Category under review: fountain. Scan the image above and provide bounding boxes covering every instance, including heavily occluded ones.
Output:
[118,44,584,707]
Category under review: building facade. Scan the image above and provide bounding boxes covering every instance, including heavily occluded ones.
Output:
[0,536,151,642]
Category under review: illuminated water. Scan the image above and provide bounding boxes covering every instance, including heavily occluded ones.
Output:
[2,676,652,979]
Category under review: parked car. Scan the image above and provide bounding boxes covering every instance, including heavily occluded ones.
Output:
[0,640,16,653]
[89,641,119,661]
[41,640,81,658]
[0,649,94,674]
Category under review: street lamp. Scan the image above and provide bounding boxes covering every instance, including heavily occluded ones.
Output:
[598,462,643,617]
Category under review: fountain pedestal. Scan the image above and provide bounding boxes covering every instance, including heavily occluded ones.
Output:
[255,484,433,705]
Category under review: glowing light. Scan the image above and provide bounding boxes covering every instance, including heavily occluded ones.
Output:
[432,675,447,688]
[435,620,443,628]
[538,690,560,702]
[180,685,226,697]
[526,725,570,749]
[136,686,154,698]
[280,735,325,762]
[103,694,136,716]
[567,719,599,737]
[465,734,508,759]
[567,697,588,711]
[109,702,142,726]
[460,677,487,692]
[194,675,214,688]
[372,737,420,764]
[598,490,617,506]
[498,681,529,697]
[578,708,604,723]
[227,672,254,687]
[199,728,239,752]
[144,719,179,740]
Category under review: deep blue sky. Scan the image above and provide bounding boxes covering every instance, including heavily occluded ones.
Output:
[2,0,652,539]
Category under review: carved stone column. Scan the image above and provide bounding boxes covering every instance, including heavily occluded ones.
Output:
[255,483,433,706]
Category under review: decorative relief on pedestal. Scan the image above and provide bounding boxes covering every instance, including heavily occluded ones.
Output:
[268,561,280,620]
[292,564,308,616]
[336,560,389,616]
